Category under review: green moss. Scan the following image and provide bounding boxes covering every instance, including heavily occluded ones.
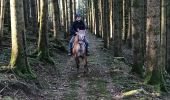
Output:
[10,51,17,68]
[144,68,167,92]
[144,69,153,84]
[13,65,36,79]
[131,64,144,78]
[9,49,36,79]
[37,51,54,65]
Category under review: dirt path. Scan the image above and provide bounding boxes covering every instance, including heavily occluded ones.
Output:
[35,32,131,100]
[1,31,169,99]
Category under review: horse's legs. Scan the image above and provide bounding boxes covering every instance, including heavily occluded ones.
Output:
[83,56,88,74]
[75,57,79,72]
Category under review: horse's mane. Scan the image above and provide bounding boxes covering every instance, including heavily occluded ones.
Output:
[74,30,86,44]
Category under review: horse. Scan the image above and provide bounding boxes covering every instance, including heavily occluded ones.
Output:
[72,30,88,73]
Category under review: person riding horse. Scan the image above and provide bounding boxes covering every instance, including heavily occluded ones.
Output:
[68,13,89,56]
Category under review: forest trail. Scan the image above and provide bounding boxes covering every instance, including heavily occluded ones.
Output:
[0,31,168,100]
[35,32,149,100]
[0,0,170,99]
[50,33,123,100]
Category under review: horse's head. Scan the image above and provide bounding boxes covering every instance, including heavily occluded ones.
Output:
[72,30,86,57]
[77,30,86,43]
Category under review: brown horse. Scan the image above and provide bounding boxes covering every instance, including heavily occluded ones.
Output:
[72,30,88,73]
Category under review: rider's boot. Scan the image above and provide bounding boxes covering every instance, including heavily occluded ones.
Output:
[86,47,89,56]
[68,49,72,56]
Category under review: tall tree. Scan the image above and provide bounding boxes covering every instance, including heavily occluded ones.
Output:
[9,0,35,78]
[99,0,103,37]
[103,0,110,48]
[160,0,166,72]
[52,0,60,40]
[23,0,29,28]
[167,0,170,73]
[91,0,95,34]
[94,0,100,37]
[4,0,11,32]
[65,0,69,39]
[88,0,92,32]
[30,0,38,36]
[0,0,6,44]
[109,0,113,39]
[145,0,166,91]
[73,0,76,14]
[62,0,66,38]
[131,0,145,77]
[37,0,40,23]
[37,0,52,63]
[122,0,130,44]
[113,0,122,56]
[126,5,132,48]
[69,0,73,24]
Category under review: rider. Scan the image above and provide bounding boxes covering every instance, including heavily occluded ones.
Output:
[68,13,89,56]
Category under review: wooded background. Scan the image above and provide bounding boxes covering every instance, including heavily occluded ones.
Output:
[0,0,170,93]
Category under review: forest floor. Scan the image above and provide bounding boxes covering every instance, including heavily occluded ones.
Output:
[0,30,170,100]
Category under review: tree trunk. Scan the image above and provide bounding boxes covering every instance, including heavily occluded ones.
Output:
[98,0,103,37]
[103,0,110,48]
[167,0,170,73]
[91,0,95,34]
[62,0,66,38]
[0,0,6,44]
[9,0,35,78]
[89,0,93,33]
[73,0,76,20]
[52,0,60,40]
[160,0,166,72]
[37,0,51,62]
[23,0,29,28]
[131,0,145,77]
[127,5,132,48]
[69,0,73,24]
[30,0,38,36]
[37,0,40,24]
[65,0,69,38]
[94,0,100,37]
[101,0,104,37]
[122,0,130,44]
[113,0,122,57]
[145,0,166,91]
[109,0,113,39]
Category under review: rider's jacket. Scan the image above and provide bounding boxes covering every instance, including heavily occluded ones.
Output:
[70,20,85,36]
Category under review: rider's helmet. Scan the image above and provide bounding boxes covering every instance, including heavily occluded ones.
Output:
[75,12,81,18]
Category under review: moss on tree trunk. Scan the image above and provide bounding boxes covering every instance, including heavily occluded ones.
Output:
[144,0,166,91]
[9,0,35,79]
[37,0,54,64]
